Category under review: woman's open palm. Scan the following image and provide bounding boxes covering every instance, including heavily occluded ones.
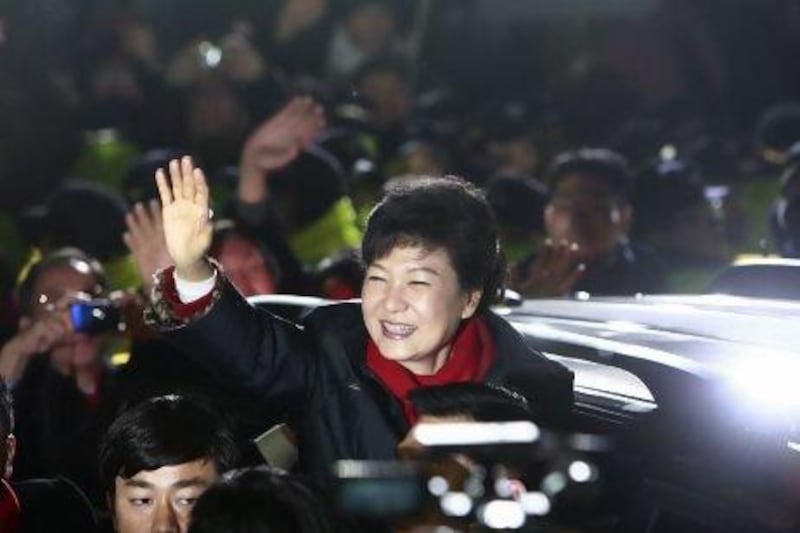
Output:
[155,157,213,273]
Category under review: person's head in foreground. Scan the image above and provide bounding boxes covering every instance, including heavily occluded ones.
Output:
[188,465,333,533]
[98,394,239,533]
[397,382,534,459]
[361,175,506,376]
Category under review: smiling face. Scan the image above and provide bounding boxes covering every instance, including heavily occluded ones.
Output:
[361,245,481,376]
[112,459,218,533]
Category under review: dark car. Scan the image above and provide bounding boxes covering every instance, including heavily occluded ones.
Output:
[251,293,800,532]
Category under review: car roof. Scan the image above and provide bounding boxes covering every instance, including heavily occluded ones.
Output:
[499,294,800,414]
[501,293,800,355]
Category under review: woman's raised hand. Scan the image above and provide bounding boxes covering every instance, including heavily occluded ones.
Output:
[155,156,214,281]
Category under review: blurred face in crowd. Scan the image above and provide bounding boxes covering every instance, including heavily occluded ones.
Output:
[360,69,412,127]
[346,3,395,54]
[214,233,277,297]
[187,81,249,149]
[402,142,445,176]
[361,245,481,375]
[491,136,540,177]
[277,0,328,33]
[112,459,218,533]
[545,174,632,261]
[91,59,144,103]
[21,262,109,374]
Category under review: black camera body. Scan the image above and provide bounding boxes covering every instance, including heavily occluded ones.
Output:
[69,299,122,334]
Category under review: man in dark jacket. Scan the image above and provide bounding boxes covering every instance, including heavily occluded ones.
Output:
[512,148,667,297]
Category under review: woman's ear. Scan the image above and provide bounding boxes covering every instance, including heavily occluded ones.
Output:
[460,289,482,319]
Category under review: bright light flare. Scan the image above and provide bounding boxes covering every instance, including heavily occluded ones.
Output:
[413,421,539,447]
[724,354,800,412]
[478,500,526,529]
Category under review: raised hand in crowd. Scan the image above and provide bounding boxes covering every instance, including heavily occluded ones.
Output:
[0,306,69,384]
[238,96,326,204]
[219,26,267,82]
[512,239,586,298]
[123,199,172,292]
[156,156,214,281]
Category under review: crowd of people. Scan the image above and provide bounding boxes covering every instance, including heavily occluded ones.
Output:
[1,0,800,531]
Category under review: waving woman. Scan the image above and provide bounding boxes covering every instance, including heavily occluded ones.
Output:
[146,156,573,486]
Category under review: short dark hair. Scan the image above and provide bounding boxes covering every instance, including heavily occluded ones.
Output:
[16,247,107,316]
[546,148,634,203]
[42,180,129,261]
[486,176,548,234]
[0,380,12,440]
[409,382,533,423]
[362,175,506,313]
[188,466,333,533]
[98,395,239,495]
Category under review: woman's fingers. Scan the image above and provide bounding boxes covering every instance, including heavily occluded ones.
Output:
[169,159,183,200]
[157,156,201,204]
[181,156,196,200]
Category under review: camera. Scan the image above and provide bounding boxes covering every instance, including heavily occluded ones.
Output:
[69,299,122,334]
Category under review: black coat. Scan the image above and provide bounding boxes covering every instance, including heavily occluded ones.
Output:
[164,282,574,487]
[12,357,120,506]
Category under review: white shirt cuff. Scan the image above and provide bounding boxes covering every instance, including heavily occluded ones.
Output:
[174,269,217,303]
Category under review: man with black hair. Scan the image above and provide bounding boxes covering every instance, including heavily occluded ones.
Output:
[512,148,667,297]
[99,394,239,533]
[188,465,333,533]
[397,382,535,458]
[394,382,537,531]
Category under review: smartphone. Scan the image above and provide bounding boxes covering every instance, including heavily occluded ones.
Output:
[69,300,121,334]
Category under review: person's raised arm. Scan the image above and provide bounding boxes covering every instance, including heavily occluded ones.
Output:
[237,96,326,205]
[123,199,172,293]
[156,156,214,282]
[147,156,311,407]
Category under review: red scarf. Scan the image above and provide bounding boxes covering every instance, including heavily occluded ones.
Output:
[366,317,496,425]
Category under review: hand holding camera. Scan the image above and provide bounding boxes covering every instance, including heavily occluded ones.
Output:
[0,291,125,384]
